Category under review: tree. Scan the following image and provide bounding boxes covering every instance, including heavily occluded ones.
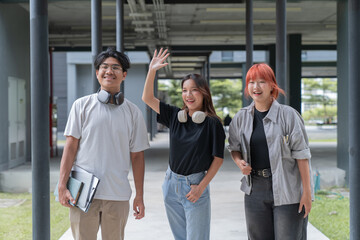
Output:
[158,79,183,108]
[158,78,243,120]
[302,78,337,123]
[210,79,243,119]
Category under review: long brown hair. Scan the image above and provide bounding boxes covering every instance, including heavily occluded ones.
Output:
[180,74,221,121]
[245,63,285,99]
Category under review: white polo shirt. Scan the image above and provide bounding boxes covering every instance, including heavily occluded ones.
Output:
[64,93,150,201]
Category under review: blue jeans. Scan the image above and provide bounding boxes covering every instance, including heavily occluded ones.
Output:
[162,167,211,240]
[245,175,308,240]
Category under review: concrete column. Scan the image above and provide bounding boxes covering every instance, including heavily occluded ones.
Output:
[124,62,152,139]
[242,0,253,108]
[246,0,253,72]
[91,0,102,92]
[146,106,153,140]
[267,44,276,74]
[30,0,50,239]
[242,63,252,107]
[144,64,157,140]
[276,0,286,104]
[152,74,158,139]
[337,0,349,185]
[66,64,77,113]
[348,0,360,238]
[116,0,125,94]
[202,64,206,81]
[206,55,210,84]
[287,34,302,113]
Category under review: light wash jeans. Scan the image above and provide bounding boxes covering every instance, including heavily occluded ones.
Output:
[162,167,211,240]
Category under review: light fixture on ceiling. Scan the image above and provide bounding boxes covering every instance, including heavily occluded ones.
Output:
[134,27,155,32]
[171,57,206,62]
[102,16,116,20]
[102,2,116,7]
[132,20,154,24]
[200,20,245,24]
[200,19,275,24]
[205,7,302,12]
[206,8,245,12]
[129,13,153,18]
[171,63,203,67]
[195,35,244,40]
[325,24,336,29]
[254,19,276,24]
[172,67,196,71]
[102,16,131,20]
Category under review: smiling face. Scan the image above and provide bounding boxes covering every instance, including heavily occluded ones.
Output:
[96,57,127,94]
[247,77,273,106]
[182,79,204,115]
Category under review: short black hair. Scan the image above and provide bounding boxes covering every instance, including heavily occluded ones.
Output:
[94,47,130,72]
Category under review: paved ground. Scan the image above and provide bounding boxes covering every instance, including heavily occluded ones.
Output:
[0,126,337,239]
[57,131,330,240]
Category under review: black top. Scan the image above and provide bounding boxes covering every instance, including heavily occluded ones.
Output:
[250,108,271,170]
[157,102,225,175]
[224,115,232,126]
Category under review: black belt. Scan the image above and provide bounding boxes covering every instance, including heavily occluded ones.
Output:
[251,168,272,178]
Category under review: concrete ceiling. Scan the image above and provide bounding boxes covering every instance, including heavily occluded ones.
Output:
[14,0,338,78]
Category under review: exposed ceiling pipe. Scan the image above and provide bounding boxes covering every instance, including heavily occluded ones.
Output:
[152,0,172,77]
[128,0,154,37]
[138,0,147,12]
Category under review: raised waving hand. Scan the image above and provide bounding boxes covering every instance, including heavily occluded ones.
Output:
[149,48,170,71]
[142,48,170,114]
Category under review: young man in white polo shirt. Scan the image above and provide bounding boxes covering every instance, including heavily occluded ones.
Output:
[57,48,149,240]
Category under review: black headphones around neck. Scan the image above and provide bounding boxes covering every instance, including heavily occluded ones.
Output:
[97,89,124,105]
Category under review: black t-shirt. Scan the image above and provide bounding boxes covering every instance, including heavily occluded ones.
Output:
[250,108,271,170]
[157,102,225,175]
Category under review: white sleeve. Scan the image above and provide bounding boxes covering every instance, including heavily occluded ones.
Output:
[129,107,150,153]
[63,100,82,139]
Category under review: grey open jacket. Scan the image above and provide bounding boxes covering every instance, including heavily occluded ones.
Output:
[227,100,314,206]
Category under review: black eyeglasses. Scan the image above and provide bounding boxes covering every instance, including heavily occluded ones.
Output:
[99,64,123,73]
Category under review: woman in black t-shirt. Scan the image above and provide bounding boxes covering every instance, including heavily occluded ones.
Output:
[142,48,225,240]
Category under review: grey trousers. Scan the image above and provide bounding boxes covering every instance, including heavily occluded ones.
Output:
[244,175,308,240]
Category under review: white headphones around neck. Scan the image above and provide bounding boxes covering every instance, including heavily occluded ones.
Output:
[97,89,124,105]
[177,110,206,124]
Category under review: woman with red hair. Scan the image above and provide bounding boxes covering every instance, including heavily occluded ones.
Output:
[228,63,313,239]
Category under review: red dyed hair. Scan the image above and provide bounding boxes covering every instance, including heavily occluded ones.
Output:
[244,63,285,99]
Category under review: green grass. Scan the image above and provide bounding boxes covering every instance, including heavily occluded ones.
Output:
[1,190,350,240]
[0,192,70,240]
[309,190,349,240]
